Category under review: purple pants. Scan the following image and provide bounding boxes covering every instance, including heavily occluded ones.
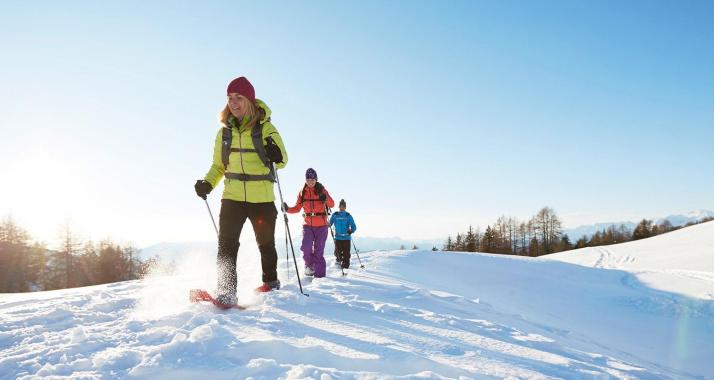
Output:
[301,225,329,278]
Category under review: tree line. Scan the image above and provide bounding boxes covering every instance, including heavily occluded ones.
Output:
[444,207,567,256]
[0,217,150,293]
[443,207,714,256]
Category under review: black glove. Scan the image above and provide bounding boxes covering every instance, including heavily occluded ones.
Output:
[281,202,289,212]
[264,139,283,163]
[194,180,213,200]
[348,230,353,235]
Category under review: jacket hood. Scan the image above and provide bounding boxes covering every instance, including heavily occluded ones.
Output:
[228,98,271,128]
[255,99,271,122]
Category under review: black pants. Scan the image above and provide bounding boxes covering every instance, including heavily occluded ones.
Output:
[217,200,278,295]
[335,239,351,268]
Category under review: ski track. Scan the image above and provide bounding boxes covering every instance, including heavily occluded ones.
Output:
[1,250,712,379]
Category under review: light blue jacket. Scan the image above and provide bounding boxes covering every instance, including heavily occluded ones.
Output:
[329,211,357,240]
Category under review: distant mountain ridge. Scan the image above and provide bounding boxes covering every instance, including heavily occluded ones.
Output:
[654,209,714,227]
[563,209,714,239]
[139,210,714,261]
[139,236,443,262]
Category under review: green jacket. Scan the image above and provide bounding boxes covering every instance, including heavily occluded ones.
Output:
[204,99,288,203]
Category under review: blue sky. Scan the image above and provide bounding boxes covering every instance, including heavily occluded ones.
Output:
[1,1,712,248]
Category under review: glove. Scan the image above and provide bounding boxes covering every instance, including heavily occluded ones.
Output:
[281,202,289,212]
[194,180,213,200]
[264,139,283,163]
[348,230,352,235]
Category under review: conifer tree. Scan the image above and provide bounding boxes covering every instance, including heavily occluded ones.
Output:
[632,219,653,240]
[481,226,495,253]
[445,236,453,251]
[465,225,477,252]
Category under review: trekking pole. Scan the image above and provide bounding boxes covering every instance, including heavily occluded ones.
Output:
[266,142,308,297]
[284,220,290,280]
[204,199,219,236]
[324,202,344,276]
[352,238,365,269]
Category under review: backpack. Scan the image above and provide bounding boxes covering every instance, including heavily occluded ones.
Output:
[221,121,276,182]
[299,182,326,204]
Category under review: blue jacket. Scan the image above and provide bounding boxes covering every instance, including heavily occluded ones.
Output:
[329,211,357,240]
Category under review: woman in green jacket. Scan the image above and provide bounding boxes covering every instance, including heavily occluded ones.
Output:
[194,76,288,306]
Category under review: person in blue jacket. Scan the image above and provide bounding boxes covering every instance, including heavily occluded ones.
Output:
[329,199,357,269]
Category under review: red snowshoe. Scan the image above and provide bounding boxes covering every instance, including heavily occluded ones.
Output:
[189,289,246,310]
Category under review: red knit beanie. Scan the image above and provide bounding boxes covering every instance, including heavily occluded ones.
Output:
[226,77,255,102]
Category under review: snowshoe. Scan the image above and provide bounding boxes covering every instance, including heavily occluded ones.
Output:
[189,289,246,310]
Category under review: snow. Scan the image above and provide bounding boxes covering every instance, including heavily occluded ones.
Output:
[2,224,714,379]
[549,220,714,299]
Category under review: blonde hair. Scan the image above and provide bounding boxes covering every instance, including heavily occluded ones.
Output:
[219,98,260,129]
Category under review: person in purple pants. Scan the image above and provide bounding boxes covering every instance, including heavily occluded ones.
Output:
[283,168,335,278]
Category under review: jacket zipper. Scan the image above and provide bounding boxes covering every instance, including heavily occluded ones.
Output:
[237,128,247,201]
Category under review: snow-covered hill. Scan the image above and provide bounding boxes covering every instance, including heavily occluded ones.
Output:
[2,225,713,379]
[549,220,714,300]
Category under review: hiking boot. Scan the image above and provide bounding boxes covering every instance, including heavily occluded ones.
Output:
[255,280,281,293]
[215,293,237,306]
[304,266,315,276]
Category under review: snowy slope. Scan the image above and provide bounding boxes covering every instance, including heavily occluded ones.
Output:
[2,235,714,379]
[549,220,714,299]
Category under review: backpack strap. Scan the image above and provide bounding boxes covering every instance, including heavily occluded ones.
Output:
[300,182,325,203]
[303,212,327,217]
[300,184,308,204]
[251,124,270,167]
[251,123,276,182]
[221,121,276,182]
[221,127,232,169]
[225,172,276,181]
